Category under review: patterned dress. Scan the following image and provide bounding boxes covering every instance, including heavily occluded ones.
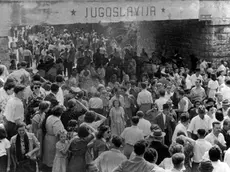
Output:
[110,107,125,136]
[52,141,69,172]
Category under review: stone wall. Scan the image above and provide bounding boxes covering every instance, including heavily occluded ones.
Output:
[208,25,230,62]
[137,20,230,63]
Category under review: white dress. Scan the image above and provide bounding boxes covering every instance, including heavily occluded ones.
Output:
[208,80,219,98]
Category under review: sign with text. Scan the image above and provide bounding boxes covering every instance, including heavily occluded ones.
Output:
[8,1,199,25]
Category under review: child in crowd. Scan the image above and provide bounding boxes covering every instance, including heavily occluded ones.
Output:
[52,131,70,172]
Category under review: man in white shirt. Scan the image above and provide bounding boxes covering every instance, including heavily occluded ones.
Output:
[172,113,189,142]
[136,111,151,137]
[121,116,144,158]
[205,121,226,151]
[190,79,206,103]
[190,68,203,86]
[209,146,230,172]
[200,59,208,71]
[180,129,212,171]
[137,82,153,114]
[155,89,168,112]
[217,60,226,74]
[88,92,103,113]
[4,85,25,139]
[94,136,127,172]
[188,105,212,140]
[0,81,15,121]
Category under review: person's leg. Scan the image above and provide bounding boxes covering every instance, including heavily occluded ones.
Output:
[68,62,73,78]
[67,62,71,78]
[4,121,17,140]
[64,60,68,76]
[0,155,7,172]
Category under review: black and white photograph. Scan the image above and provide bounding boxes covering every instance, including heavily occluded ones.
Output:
[0,0,230,172]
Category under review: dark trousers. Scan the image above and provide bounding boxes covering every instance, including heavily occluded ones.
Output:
[192,162,199,172]
[0,155,7,172]
[24,56,32,68]
[67,62,74,78]
[64,60,68,76]
[4,120,17,140]
[16,159,36,172]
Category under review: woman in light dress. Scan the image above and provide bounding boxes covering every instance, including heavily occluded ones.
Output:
[42,105,65,168]
[110,99,126,136]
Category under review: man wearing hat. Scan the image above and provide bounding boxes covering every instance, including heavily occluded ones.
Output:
[154,103,176,146]
[188,105,212,140]
[149,128,170,165]
[220,99,230,117]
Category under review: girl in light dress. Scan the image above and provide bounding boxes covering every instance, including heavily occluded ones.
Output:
[52,131,70,172]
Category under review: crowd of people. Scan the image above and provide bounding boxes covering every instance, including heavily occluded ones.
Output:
[0,26,230,172]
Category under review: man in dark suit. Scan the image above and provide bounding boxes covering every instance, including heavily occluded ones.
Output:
[149,128,170,165]
[44,83,59,109]
[154,103,176,146]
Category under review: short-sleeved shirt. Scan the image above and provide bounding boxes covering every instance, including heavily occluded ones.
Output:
[0,88,14,117]
[4,97,24,123]
[193,139,212,163]
[120,126,144,146]
[188,115,212,135]
[0,138,10,156]
[205,132,226,146]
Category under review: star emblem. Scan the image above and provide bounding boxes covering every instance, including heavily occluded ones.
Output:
[161,8,165,13]
[71,9,76,16]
